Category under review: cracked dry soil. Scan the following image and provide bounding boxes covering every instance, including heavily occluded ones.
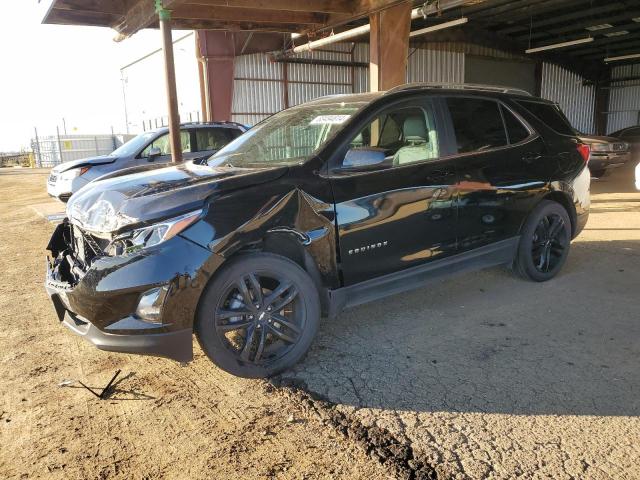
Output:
[0,169,432,480]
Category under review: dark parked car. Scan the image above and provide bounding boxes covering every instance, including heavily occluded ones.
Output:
[47,122,247,202]
[45,84,590,378]
[610,126,640,157]
[577,133,630,178]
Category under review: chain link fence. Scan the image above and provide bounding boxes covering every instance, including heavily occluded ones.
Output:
[30,133,135,168]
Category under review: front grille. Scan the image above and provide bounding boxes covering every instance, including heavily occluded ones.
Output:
[612,143,627,152]
[71,225,105,267]
[49,174,57,183]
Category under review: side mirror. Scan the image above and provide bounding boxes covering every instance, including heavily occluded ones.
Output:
[342,147,387,170]
[147,147,162,160]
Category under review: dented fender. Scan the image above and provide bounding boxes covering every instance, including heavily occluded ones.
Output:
[180,184,340,289]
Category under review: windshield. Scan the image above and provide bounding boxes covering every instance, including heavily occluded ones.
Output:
[111,132,158,157]
[207,100,367,168]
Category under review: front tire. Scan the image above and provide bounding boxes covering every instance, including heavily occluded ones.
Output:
[195,252,320,378]
[514,200,572,282]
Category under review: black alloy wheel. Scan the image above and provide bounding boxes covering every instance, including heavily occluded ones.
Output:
[531,213,568,273]
[196,253,320,378]
[514,200,572,282]
[214,273,303,365]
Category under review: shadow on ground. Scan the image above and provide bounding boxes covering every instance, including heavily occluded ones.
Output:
[282,239,640,417]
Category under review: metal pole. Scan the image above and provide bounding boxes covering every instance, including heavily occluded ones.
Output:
[120,72,130,134]
[94,136,99,155]
[111,126,117,150]
[56,126,64,165]
[33,127,42,168]
[157,0,182,163]
[62,118,67,135]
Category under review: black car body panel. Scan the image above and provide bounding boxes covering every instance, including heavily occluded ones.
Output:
[45,85,590,364]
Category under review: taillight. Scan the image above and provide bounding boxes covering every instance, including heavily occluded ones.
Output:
[79,166,91,175]
[576,143,590,163]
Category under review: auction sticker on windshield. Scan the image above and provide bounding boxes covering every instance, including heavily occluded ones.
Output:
[310,115,351,125]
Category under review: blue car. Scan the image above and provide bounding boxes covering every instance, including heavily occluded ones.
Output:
[47,122,247,202]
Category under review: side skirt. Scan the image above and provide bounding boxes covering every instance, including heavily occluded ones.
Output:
[327,237,520,317]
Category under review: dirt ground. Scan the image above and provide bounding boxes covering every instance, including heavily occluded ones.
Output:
[0,163,639,479]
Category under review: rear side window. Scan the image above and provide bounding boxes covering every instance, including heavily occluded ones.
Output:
[517,100,575,136]
[446,97,507,153]
[195,128,241,153]
[501,106,530,144]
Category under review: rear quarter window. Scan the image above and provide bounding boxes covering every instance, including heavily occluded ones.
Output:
[517,100,575,136]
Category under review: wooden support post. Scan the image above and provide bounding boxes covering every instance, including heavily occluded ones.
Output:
[158,3,182,163]
[369,2,412,92]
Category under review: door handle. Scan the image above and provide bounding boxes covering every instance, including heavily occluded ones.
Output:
[430,170,454,179]
[522,153,541,163]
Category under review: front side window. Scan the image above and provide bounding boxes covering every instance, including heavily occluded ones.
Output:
[341,105,439,168]
[141,131,191,157]
[195,128,241,152]
[447,97,508,154]
[207,98,370,168]
[517,100,575,136]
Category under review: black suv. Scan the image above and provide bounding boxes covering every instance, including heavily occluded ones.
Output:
[45,84,590,378]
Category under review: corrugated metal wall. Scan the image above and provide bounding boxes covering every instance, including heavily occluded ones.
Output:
[232,45,358,125]
[540,63,595,134]
[231,43,598,134]
[607,63,640,134]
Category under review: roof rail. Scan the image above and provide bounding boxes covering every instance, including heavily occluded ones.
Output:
[386,82,533,97]
[178,121,247,127]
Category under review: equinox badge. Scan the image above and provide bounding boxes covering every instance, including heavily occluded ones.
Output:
[348,241,388,255]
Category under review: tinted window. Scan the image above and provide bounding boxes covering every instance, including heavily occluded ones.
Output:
[517,100,575,136]
[447,98,507,153]
[343,105,439,167]
[141,131,191,157]
[195,128,241,152]
[501,106,530,144]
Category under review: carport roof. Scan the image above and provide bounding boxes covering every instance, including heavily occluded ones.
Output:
[42,0,423,39]
[431,0,640,64]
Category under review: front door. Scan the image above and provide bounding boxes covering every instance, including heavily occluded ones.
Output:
[329,97,458,285]
[138,130,192,165]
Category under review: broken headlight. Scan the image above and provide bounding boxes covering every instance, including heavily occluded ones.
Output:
[108,210,202,255]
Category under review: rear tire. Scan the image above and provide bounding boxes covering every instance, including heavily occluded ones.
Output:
[590,168,607,178]
[514,200,571,282]
[195,252,320,378]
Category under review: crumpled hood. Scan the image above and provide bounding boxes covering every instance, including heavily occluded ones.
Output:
[66,161,288,233]
[52,155,116,173]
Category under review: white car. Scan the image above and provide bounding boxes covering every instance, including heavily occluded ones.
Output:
[47,122,247,202]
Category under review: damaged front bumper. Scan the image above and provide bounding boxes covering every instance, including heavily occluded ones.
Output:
[44,220,221,363]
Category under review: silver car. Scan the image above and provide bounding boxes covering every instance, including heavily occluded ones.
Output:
[47,122,247,202]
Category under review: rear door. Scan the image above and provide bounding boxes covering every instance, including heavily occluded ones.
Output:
[328,96,459,285]
[443,96,548,251]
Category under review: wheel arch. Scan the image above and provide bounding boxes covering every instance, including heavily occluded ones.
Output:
[229,231,331,317]
[541,190,577,237]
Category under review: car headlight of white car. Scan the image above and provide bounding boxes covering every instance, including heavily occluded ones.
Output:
[58,166,90,181]
[635,162,640,191]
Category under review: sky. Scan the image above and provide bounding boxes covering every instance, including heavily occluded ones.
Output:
[0,2,196,152]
